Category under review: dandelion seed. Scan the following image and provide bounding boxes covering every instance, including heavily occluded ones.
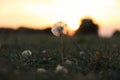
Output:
[21,50,32,56]
[41,50,47,54]
[55,64,68,73]
[64,59,72,65]
[80,51,85,55]
[37,68,46,73]
[51,21,68,36]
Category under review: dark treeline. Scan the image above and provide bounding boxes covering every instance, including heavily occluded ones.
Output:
[0,27,52,34]
[0,18,120,37]
[75,18,99,36]
[112,30,120,37]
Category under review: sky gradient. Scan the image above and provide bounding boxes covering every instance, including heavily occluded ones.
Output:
[0,0,120,36]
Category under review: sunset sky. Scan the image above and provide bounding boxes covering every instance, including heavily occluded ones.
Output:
[0,0,120,36]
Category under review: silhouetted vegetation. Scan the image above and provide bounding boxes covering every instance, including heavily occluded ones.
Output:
[76,18,99,36]
[0,28,15,34]
[113,30,120,37]
[0,27,52,34]
[16,27,51,34]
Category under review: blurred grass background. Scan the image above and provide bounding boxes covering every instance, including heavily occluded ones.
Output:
[0,33,120,80]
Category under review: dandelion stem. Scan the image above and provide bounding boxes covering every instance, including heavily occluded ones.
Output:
[60,36,64,65]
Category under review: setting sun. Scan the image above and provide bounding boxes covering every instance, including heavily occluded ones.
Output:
[0,0,120,36]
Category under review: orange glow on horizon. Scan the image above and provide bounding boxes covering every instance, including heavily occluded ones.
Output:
[0,0,120,36]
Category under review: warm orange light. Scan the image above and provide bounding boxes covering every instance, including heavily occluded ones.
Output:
[0,0,119,36]
[25,1,81,35]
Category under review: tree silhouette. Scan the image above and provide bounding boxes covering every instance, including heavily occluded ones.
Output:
[113,30,120,37]
[76,18,99,35]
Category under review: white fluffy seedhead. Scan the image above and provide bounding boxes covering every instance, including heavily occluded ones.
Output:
[37,68,46,73]
[55,64,68,73]
[51,21,68,36]
[21,50,32,56]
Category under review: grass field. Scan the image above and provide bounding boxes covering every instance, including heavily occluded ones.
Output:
[0,33,120,80]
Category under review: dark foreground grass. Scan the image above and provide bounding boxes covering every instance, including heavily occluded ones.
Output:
[0,33,120,80]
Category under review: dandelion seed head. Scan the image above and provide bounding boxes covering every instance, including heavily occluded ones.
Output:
[55,64,68,73]
[51,21,68,36]
[41,50,47,54]
[37,68,46,73]
[64,59,72,65]
[80,51,85,55]
[21,50,32,56]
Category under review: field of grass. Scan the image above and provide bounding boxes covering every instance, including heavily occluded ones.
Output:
[0,33,120,80]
